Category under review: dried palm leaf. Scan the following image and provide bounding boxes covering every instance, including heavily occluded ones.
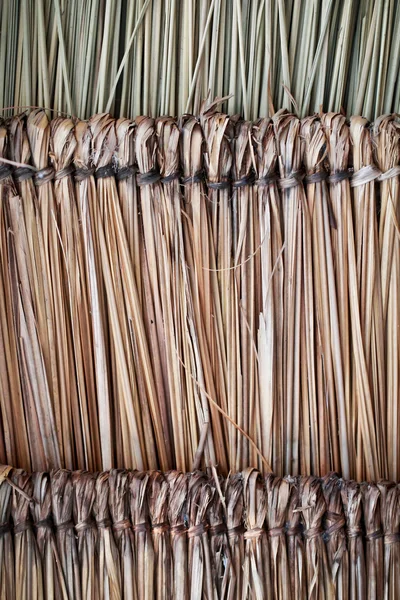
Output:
[285,476,306,599]
[350,116,387,480]
[265,475,291,600]
[321,473,349,599]
[253,117,284,475]
[166,470,188,600]
[341,480,366,599]
[241,468,271,599]
[51,117,101,471]
[12,470,43,599]
[373,115,400,481]
[129,470,154,600]
[148,471,171,600]
[73,470,98,599]
[0,125,30,469]
[27,109,81,469]
[32,471,68,598]
[0,476,14,598]
[94,471,122,599]
[51,469,81,599]
[108,469,136,600]
[187,472,215,599]
[362,483,384,598]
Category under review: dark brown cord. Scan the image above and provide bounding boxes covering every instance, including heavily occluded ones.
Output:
[34,167,55,186]
[328,169,352,184]
[208,179,230,190]
[227,524,245,539]
[13,167,35,182]
[137,168,161,186]
[365,529,384,541]
[35,517,53,531]
[182,170,204,185]
[75,518,95,533]
[152,522,170,534]
[286,524,302,537]
[170,524,187,538]
[56,520,74,533]
[74,167,95,181]
[256,173,278,187]
[112,519,131,532]
[209,522,227,536]
[305,171,329,184]
[384,533,400,544]
[14,521,33,534]
[95,163,115,180]
[54,164,75,180]
[324,512,346,540]
[269,527,285,537]
[116,165,137,181]
[244,527,265,540]
[97,518,112,529]
[187,523,209,538]
[161,171,180,184]
[278,170,305,190]
[347,526,363,539]
[304,526,323,540]
[0,165,12,180]
[132,522,150,533]
[232,173,255,188]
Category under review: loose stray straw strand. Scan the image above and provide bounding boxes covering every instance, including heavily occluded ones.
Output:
[105,0,152,114]
[176,351,272,472]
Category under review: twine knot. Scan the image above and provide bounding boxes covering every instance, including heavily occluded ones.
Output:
[54,164,75,180]
[113,519,131,532]
[244,527,265,540]
[75,518,95,533]
[137,168,160,186]
[34,167,55,186]
[74,167,95,181]
[35,517,53,531]
[182,170,204,185]
[56,520,74,533]
[188,523,208,538]
[116,165,137,181]
[13,167,35,182]
[278,170,304,190]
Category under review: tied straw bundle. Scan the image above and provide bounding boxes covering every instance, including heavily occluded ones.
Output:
[0,467,397,598]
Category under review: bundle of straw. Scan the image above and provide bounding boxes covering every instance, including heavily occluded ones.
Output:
[32,471,68,598]
[0,470,14,598]
[11,470,43,598]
